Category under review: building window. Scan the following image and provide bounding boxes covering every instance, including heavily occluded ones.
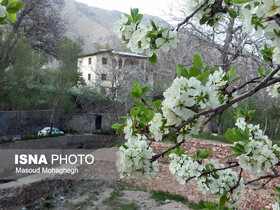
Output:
[118,59,122,68]
[102,57,107,65]
[88,57,92,64]
[101,74,107,81]
[88,73,91,81]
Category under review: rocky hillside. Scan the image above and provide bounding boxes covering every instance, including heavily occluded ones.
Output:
[62,0,169,54]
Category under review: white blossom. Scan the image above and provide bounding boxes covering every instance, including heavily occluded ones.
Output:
[116,134,159,179]
[0,4,6,18]
[272,202,280,210]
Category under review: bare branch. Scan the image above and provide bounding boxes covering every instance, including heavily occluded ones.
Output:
[245,174,280,186]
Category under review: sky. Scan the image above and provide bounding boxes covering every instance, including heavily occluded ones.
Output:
[75,0,170,20]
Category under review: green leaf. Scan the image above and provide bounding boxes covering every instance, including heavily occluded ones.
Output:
[230,76,242,83]
[150,19,157,31]
[149,53,157,64]
[258,66,263,76]
[0,19,8,25]
[200,15,209,25]
[134,14,143,23]
[6,7,20,14]
[189,66,201,77]
[1,0,8,6]
[122,144,129,149]
[124,13,133,23]
[229,10,238,18]
[6,2,24,13]
[133,80,142,96]
[244,127,250,140]
[133,100,146,107]
[265,68,272,75]
[152,100,161,108]
[275,186,280,192]
[142,86,149,95]
[219,195,227,207]
[130,107,139,116]
[230,0,252,3]
[176,64,188,78]
[118,116,129,121]
[7,0,17,8]
[196,148,201,159]
[225,128,244,142]
[130,90,141,98]
[197,71,210,83]
[228,66,236,79]
[193,54,204,69]
[7,13,16,23]
[230,146,244,153]
[111,124,126,134]
[201,150,211,159]
[130,8,139,19]
[16,2,25,9]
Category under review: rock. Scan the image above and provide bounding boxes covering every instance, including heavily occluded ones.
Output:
[60,196,64,200]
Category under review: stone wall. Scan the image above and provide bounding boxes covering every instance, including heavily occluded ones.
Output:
[0,134,118,150]
[0,111,115,139]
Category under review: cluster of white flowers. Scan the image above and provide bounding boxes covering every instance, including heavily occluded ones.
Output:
[169,153,203,184]
[169,153,244,206]
[148,113,168,141]
[272,202,280,210]
[238,1,280,60]
[185,0,226,23]
[123,118,135,139]
[116,134,159,179]
[114,14,179,57]
[235,117,280,174]
[267,82,280,98]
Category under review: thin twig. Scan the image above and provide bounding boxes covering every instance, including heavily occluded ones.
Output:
[245,174,280,186]
[174,0,209,31]
[186,162,240,183]
[230,168,243,193]
[150,140,185,162]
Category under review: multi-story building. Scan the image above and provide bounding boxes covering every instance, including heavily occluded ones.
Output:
[78,49,154,97]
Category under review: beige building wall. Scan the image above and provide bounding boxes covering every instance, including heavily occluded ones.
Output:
[78,50,153,96]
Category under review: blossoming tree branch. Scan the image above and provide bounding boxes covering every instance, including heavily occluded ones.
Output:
[113,0,280,208]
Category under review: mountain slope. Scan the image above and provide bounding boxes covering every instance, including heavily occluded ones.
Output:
[62,0,169,53]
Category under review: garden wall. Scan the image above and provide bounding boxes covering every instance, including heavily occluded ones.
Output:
[0,111,115,139]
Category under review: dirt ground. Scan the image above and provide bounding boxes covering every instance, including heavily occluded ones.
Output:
[21,179,191,210]
[15,142,280,210]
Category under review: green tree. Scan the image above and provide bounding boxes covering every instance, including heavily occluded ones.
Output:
[47,37,84,134]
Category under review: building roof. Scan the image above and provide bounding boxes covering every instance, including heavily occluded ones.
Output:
[80,49,148,59]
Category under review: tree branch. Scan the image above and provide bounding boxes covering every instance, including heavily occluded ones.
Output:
[150,140,185,162]
[245,174,280,186]
[175,0,209,31]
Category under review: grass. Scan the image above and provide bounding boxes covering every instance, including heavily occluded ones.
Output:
[92,129,116,135]
[42,201,55,209]
[188,200,231,210]
[151,190,187,204]
[121,203,138,210]
[103,190,124,204]
[106,139,124,148]
[192,132,232,144]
